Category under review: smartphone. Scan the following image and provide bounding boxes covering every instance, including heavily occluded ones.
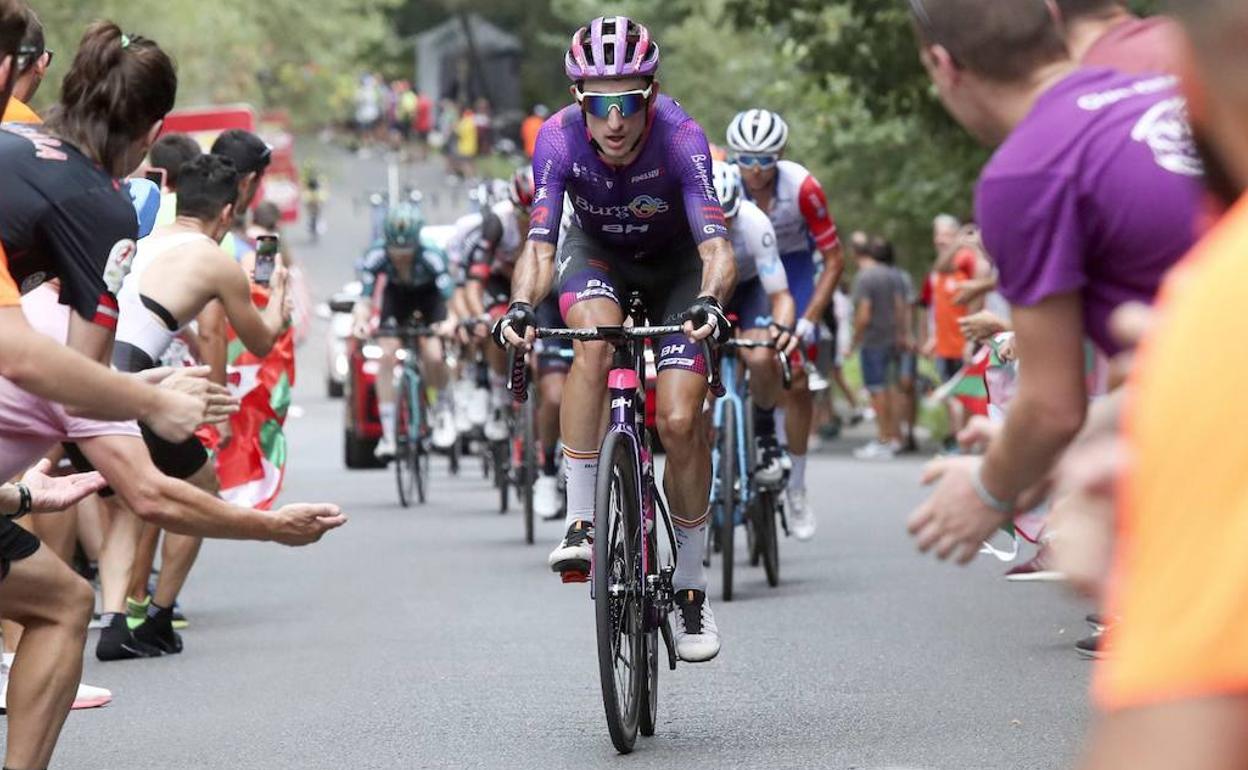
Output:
[254,235,278,286]
[143,167,167,190]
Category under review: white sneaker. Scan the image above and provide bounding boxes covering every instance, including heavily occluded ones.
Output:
[431,406,457,450]
[484,409,510,442]
[548,521,592,572]
[454,381,476,433]
[853,440,896,461]
[468,387,490,428]
[788,489,816,541]
[72,682,112,710]
[805,362,830,392]
[673,589,721,663]
[534,475,562,520]
[374,435,396,461]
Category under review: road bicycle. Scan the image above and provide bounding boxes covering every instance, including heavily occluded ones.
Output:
[509,291,721,754]
[706,337,791,601]
[377,322,438,507]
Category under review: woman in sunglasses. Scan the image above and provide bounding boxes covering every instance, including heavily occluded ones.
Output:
[495,15,738,664]
[726,108,846,540]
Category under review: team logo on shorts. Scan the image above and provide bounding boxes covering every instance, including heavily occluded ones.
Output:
[628,195,669,219]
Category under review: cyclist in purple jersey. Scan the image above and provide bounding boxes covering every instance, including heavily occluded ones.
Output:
[497,16,736,663]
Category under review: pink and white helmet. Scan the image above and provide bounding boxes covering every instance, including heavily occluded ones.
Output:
[564,16,660,82]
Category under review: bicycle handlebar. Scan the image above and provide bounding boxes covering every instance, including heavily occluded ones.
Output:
[722,338,794,390]
[508,325,723,402]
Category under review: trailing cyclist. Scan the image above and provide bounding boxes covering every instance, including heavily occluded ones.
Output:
[726,108,845,541]
[352,202,456,461]
[496,16,737,662]
[712,161,799,486]
[463,166,572,519]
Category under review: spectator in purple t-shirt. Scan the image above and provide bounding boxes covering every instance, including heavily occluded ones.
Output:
[902,0,1203,564]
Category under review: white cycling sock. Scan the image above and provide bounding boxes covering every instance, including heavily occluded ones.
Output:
[775,406,788,446]
[674,521,708,592]
[563,447,598,530]
[378,403,396,443]
[790,453,807,493]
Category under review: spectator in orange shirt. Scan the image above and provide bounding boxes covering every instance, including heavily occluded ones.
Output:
[1,5,47,124]
[922,214,989,448]
[521,104,548,159]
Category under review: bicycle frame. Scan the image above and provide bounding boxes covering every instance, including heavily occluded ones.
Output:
[710,348,751,528]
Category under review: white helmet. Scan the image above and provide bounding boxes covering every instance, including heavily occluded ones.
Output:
[726,109,789,155]
[712,161,742,218]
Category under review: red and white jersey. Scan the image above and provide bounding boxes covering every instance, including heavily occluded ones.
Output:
[744,160,840,257]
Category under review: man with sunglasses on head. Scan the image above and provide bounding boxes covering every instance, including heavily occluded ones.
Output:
[726,108,845,542]
[496,16,736,663]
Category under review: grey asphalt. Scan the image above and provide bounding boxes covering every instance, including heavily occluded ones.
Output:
[39,146,1092,770]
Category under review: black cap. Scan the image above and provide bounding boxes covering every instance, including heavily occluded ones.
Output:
[210,129,271,175]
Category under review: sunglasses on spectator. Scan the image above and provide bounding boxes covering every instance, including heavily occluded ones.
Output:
[575,86,652,119]
[15,46,52,72]
[735,154,778,169]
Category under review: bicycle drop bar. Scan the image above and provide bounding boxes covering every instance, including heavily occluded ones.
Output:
[509,325,724,402]
[723,338,794,390]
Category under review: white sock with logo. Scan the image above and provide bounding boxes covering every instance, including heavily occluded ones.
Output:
[563,447,598,531]
[790,453,807,493]
[378,403,396,443]
[673,518,708,592]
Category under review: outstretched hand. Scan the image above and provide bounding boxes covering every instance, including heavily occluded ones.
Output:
[21,459,107,513]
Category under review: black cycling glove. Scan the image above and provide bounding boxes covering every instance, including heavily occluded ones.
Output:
[682,295,733,345]
[491,301,536,348]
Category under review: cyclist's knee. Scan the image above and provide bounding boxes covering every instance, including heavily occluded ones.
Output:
[572,340,612,380]
[656,401,701,452]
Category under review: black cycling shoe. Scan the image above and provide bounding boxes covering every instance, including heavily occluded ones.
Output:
[132,609,183,655]
[753,436,789,489]
[96,614,163,661]
[548,521,592,574]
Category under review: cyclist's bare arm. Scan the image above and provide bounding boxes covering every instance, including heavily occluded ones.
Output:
[768,289,797,330]
[509,239,557,307]
[0,307,204,437]
[804,243,845,324]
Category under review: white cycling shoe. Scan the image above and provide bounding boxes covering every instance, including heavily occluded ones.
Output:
[373,435,396,462]
[431,407,457,450]
[548,521,592,573]
[484,409,510,442]
[673,589,721,663]
[788,489,816,541]
[534,475,562,520]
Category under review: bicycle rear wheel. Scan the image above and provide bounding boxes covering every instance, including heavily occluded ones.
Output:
[414,385,429,504]
[493,441,510,513]
[719,406,736,602]
[594,431,643,754]
[757,491,780,587]
[394,373,417,508]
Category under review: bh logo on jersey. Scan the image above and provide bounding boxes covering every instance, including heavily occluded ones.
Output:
[628,195,669,219]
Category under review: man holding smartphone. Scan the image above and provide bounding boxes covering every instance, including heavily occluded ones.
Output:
[66,154,292,660]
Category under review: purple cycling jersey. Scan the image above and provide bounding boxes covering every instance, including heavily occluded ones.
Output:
[528,95,728,255]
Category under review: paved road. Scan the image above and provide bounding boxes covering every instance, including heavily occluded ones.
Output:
[40,146,1092,770]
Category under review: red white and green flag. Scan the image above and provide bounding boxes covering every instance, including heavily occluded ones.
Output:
[196,288,295,510]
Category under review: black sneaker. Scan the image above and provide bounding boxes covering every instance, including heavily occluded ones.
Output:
[547,521,592,574]
[1075,633,1105,660]
[96,614,163,661]
[133,609,183,655]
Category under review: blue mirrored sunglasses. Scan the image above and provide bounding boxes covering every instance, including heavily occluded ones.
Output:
[735,154,778,169]
[576,86,652,119]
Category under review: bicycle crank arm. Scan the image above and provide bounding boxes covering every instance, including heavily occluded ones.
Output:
[660,614,678,671]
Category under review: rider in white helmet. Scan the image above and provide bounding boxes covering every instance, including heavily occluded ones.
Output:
[712,161,799,486]
[726,108,845,542]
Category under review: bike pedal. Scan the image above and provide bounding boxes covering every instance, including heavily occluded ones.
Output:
[561,570,589,584]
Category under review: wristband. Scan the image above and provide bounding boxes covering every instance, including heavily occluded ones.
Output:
[971,465,1014,515]
[5,482,31,520]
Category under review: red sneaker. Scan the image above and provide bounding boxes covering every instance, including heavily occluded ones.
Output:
[1004,545,1065,582]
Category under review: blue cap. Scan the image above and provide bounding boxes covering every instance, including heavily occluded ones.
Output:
[125,178,162,238]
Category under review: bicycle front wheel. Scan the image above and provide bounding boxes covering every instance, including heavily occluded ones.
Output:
[719,406,736,602]
[594,431,644,754]
[394,373,417,508]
